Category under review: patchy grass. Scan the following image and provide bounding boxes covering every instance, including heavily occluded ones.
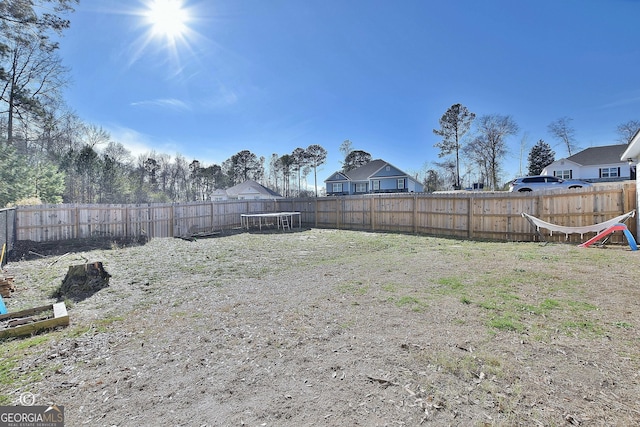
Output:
[0,334,59,404]
[337,280,369,295]
[395,295,428,311]
[2,229,640,426]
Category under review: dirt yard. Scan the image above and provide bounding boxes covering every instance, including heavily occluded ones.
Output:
[1,228,639,426]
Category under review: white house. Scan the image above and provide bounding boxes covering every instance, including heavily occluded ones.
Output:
[542,144,634,182]
[620,130,640,236]
[211,180,282,201]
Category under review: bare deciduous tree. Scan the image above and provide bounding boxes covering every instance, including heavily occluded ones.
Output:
[548,116,577,156]
[466,114,519,190]
[616,120,640,144]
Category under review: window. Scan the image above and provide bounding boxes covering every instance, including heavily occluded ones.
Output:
[600,167,619,178]
[355,183,367,193]
[523,176,546,183]
[332,183,343,192]
[554,170,572,179]
[372,180,380,191]
[397,178,405,189]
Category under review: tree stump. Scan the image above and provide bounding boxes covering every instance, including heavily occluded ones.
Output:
[56,262,111,302]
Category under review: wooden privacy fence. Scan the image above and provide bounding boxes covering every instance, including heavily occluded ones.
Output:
[16,200,276,242]
[0,208,16,265]
[297,182,636,243]
[15,182,637,244]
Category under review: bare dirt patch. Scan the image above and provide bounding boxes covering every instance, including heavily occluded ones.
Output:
[1,229,640,426]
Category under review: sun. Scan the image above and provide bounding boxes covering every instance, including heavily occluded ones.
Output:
[124,0,204,68]
[144,0,190,42]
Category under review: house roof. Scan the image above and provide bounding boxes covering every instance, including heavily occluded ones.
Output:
[224,180,282,198]
[327,159,410,181]
[325,159,421,186]
[344,159,389,180]
[325,171,349,182]
[567,144,628,166]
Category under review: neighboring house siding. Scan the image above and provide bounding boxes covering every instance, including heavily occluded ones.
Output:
[587,165,626,180]
[542,144,631,182]
[544,162,631,182]
[325,159,423,195]
[353,182,368,194]
[375,177,405,192]
[371,164,404,178]
[543,160,581,179]
[406,178,422,192]
[325,172,350,195]
[326,180,349,195]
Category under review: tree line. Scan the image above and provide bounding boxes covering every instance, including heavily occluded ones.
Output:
[0,1,333,205]
[1,1,638,207]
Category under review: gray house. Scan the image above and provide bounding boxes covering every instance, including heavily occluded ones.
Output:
[542,144,635,182]
[325,159,423,196]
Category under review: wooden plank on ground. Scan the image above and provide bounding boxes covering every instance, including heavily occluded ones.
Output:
[0,302,69,339]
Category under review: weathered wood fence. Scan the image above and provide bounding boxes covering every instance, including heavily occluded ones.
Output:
[15,182,637,244]
[0,208,16,265]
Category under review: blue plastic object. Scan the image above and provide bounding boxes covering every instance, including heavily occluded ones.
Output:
[621,226,638,251]
[0,294,7,315]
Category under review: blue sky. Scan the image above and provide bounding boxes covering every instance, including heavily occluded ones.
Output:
[57,0,640,185]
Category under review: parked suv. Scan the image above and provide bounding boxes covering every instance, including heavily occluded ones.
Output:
[509,175,591,192]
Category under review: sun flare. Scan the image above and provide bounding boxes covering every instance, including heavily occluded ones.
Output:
[144,0,190,41]
[124,0,205,68]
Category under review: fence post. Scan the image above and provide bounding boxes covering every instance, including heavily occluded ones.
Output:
[467,196,474,239]
[314,198,318,228]
[210,201,214,231]
[413,194,418,234]
[170,204,175,238]
[370,195,375,231]
[124,206,129,239]
[74,205,79,239]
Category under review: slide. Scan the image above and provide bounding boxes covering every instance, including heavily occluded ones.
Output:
[579,224,638,251]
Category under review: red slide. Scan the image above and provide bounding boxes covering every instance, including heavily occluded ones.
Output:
[579,224,638,250]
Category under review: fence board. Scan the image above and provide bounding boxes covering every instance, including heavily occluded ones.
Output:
[13,182,637,244]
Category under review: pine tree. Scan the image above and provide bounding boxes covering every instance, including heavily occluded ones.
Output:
[433,104,475,189]
[527,140,555,176]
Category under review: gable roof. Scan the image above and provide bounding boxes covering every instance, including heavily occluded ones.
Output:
[325,159,419,185]
[325,171,349,182]
[326,159,409,181]
[567,144,628,166]
[344,159,388,180]
[225,180,282,198]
